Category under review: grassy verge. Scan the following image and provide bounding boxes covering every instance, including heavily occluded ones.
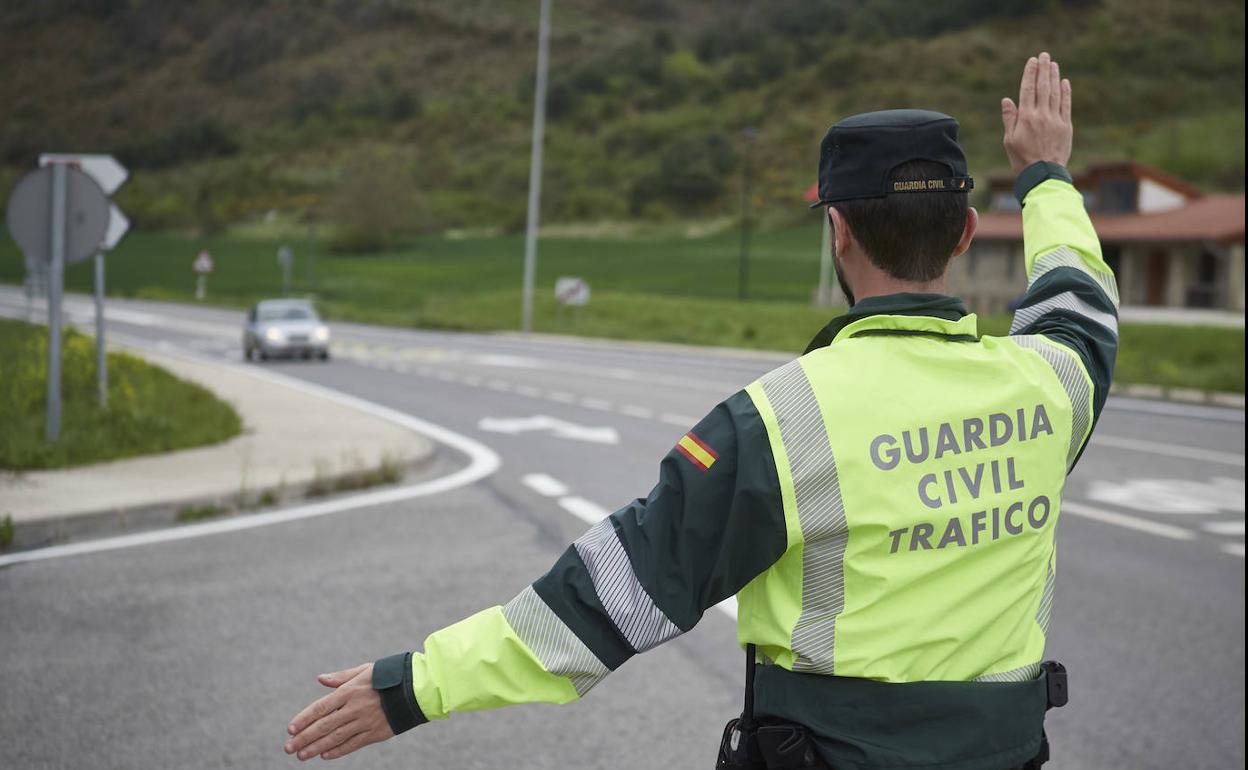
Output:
[1,228,1242,393]
[0,318,243,470]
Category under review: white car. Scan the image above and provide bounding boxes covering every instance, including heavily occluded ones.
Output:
[243,299,330,361]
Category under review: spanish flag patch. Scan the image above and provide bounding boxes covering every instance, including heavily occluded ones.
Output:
[676,432,718,471]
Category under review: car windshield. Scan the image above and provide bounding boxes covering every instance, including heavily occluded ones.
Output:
[258,306,316,322]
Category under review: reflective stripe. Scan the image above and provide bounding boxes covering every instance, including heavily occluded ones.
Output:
[573,517,682,653]
[759,360,848,675]
[502,586,610,696]
[1036,560,1056,635]
[1029,246,1120,306]
[1010,290,1119,337]
[1011,335,1094,469]
[975,662,1042,683]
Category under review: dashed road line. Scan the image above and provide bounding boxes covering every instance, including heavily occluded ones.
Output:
[522,473,571,498]
[619,404,655,419]
[1202,520,1246,536]
[1222,543,1245,558]
[558,496,611,524]
[660,413,698,427]
[580,397,611,411]
[545,390,576,403]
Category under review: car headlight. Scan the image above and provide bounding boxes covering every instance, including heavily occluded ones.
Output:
[264,327,286,343]
[313,325,330,342]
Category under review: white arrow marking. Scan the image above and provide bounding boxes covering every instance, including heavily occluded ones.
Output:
[478,415,619,445]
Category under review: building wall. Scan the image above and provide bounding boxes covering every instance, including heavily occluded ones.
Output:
[956,240,1245,312]
[948,241,1027,316]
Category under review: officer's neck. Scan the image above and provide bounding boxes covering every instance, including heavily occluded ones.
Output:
[846,268,948,305]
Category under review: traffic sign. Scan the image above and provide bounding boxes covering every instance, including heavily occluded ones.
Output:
[104,204,130,250]
[193,250,215,274]
[39,153,128,195]
[555,277,590,307]
[5,166,110,264]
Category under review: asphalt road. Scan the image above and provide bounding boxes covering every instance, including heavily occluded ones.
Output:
[1,289,1244,770]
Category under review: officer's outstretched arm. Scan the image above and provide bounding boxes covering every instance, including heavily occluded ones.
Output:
[1001,53,1119,467]
[365,391,785,732]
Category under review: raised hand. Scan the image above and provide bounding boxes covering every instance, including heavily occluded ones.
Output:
[1001,52,1073,175]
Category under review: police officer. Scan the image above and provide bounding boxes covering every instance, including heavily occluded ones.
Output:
[285,52,1117,769]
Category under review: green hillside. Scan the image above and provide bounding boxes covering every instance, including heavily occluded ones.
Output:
[1,0,1243,242]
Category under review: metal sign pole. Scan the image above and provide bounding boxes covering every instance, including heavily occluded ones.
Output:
[46,164,67,441]
[95,250,107,407]
[520,0,552,333]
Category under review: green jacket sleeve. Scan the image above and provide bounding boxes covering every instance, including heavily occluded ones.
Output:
[1008,162,1120,468]
[385,390,787,726]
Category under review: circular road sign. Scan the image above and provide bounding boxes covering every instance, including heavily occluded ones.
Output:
[5,165,111,265]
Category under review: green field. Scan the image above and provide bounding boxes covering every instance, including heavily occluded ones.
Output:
[0,317,242,470]
[1,226,1242,393]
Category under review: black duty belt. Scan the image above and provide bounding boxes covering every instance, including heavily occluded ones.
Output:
[715,646,1068,770]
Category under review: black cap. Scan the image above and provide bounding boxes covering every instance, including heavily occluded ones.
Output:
[810,109,973,208]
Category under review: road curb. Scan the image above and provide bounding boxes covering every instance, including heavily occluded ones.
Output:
[2,453,438,554]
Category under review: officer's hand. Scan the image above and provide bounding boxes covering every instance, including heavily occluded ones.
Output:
[1001,52,1072,175]
[284,663,395,761]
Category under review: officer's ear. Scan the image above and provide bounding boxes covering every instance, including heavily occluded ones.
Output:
[951,206,979,258]
[827,206,858,261]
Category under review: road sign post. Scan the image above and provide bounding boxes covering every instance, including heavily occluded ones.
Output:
[278,245,294,297]
[193,250,215,300]
[520,0,552,333]
[38,155,130,407]
[6,162,111,441]
[47,164,67,441]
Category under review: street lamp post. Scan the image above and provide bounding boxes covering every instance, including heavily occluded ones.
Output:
[520,0,552,333]
[738,126,758,302]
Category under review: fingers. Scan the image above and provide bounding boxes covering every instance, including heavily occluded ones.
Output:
[288,687,349,737]
[296,720,366,761]
[1048,58,1062,111]
[1035,52,1051,110]
[1001,97,1018,134]
[1019,55,1038,109]
[1060,78,1072,124]
[320,728,383,761]
[318,664,368,689]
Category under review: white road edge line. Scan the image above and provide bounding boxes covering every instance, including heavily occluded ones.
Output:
[1091,435,1245,467]
[1222,543,1245,558]
[0,348,502,569]
[1062,501,1196,541]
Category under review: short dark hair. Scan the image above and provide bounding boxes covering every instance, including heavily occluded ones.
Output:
[832,160,969,282]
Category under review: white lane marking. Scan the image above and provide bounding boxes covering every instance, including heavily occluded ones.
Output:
[1087,477,1244,515]
[487,379,512,392]
[545,390,576,403]
[1062,501,1196,541]
[1222,543,1246,558]
[1203,520,1246,536]
[580,397,611,411]
[522,473,570,498]
[558,496,611,524]
[619,404,655,420]
[660,413,698,427]
[463,375,483,387]
[516,384,543,398]
[1091,435,1245,467]
[0,348,502,569]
